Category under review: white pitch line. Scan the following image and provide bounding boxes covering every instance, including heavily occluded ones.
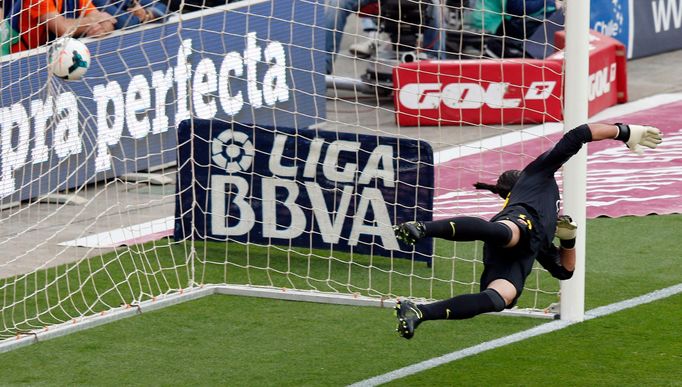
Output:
[349,282,682,387]
[583,283,682,320]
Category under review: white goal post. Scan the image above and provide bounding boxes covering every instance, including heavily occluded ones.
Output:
[560,0,590,322]
[0,0,592,350]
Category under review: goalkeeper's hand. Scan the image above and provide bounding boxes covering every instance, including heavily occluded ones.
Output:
[620,124,663,155]
[555,215,577,245]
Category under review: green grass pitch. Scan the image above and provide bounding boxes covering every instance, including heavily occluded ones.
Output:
[0,214,680,385]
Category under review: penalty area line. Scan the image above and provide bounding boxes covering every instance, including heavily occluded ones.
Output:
[348,282,682,387]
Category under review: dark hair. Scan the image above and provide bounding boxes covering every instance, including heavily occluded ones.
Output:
[473,169,521,199]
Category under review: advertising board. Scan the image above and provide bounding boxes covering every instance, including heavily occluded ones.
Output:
[0,0,325,204]
[174,119,435,262]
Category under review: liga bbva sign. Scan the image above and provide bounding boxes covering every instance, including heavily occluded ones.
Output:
[174,119,434,261]
[0,0,324,204]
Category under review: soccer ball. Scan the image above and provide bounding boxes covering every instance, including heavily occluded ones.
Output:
[48,37,90,80]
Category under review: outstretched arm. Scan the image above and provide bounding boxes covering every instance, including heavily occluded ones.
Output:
[597,123,662,154]
[524,123,663,176]
[588,123,619,140]
[584,123,662,151]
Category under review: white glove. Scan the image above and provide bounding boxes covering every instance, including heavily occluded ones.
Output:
[626,125,663,155]
[555,215,577,241]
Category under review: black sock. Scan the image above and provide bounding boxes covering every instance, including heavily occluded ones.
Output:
[422,217,512,246]
[418,289,507,321]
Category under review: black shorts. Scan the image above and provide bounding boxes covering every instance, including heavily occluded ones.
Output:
[479,205,541,307]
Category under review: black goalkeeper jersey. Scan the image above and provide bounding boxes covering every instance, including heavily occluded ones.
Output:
[505,124,593,248]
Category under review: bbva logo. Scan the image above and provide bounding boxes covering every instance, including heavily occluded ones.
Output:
[211,129,255,172]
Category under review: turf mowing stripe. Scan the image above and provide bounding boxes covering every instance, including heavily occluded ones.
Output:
[348,282,682,387]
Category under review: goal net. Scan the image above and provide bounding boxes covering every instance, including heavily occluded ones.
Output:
[0,0,581,348]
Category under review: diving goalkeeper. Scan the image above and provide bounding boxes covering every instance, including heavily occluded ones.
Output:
[392,123,662,339]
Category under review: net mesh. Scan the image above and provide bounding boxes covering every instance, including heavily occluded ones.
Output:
[0,0,567,341]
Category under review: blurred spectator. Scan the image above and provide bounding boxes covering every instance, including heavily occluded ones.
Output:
[467,0,556,57]
[1,5,22,54]
[164,0,236,14]
[5,0,116,53]
[324,0,445,74]
[92,0,166,30]
[347,13,379,59]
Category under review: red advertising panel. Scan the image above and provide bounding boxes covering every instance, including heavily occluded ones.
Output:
[394,59,564,126]
[394,30,627,126]
[551,30,627,114]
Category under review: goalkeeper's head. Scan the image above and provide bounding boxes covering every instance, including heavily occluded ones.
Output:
[473,169,521,199]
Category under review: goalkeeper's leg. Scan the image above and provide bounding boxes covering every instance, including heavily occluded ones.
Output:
[396,282,513,339]
[417,284,509,321]
[412,279,514,317]
[395,217,519,247]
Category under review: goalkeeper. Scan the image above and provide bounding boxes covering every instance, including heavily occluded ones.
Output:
[392,123,662,339]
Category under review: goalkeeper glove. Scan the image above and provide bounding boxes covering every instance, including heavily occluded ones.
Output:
[615,123,663,155]
[556,215,577,249]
